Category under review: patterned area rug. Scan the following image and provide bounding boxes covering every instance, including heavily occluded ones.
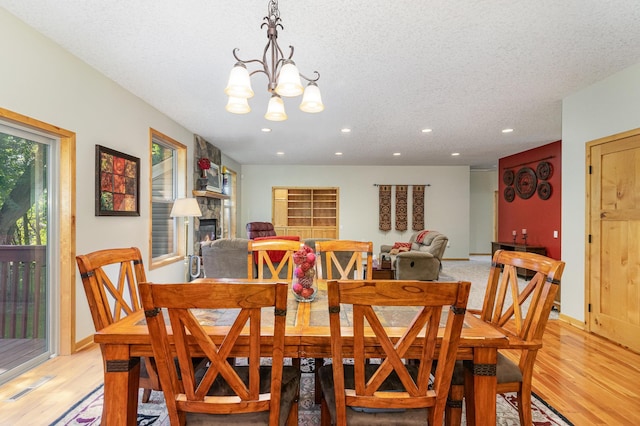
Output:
[52,361,572,426]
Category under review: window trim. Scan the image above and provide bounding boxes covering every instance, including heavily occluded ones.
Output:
[149,128,186,270]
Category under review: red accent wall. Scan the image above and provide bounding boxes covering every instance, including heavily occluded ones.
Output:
[498,141,561,260]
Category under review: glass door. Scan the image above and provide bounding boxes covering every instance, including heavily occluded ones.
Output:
[0,123,54,385]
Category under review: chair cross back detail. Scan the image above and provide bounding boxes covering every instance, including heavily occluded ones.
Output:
[140,281,294,426]
[325,279,470,425]
[315,240,373,280]
[76,247,146,331]
[248,239,301,280]
[75,247,160,403]
[480,249,565,341]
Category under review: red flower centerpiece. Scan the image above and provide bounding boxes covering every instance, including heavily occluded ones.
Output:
[197,157,211,178]
[292,245,317,302]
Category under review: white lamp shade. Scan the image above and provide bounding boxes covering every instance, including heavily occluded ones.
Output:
[299,82,324,113]
[224,63,254,99]
[225,96,251,114]
[264,95,288,121]
[170,198,202,217]
[275,60,303,97]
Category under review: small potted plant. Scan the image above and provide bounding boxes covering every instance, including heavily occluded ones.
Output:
[197,158,211,190]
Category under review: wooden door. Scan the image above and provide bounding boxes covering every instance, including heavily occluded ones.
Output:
[587,129,640,352]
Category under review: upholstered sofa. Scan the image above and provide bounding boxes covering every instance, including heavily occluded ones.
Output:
[201,238,251,278]
[379,230,448,280]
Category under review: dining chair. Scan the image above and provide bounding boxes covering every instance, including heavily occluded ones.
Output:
[247,239,301,280]
[75,247,160,403]
[319,279,471,426]
[139,281,300,426]
[313,240,374,402]
[445,249,565,426]
[315,240,373,280]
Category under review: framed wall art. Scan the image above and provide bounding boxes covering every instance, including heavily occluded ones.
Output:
[95,145,140,216]
[206,163,222,193]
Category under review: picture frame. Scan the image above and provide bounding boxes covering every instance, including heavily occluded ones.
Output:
[206,163,222,193]
[95,145,140,216]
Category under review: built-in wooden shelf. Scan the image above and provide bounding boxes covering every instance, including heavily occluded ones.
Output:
[192,190,229,200]
[272,186,339,239]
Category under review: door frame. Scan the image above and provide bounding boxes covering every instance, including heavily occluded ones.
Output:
[585,127,640,336]
[0,107,76,355]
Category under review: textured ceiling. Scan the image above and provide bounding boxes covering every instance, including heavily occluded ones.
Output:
[2,0,640,168]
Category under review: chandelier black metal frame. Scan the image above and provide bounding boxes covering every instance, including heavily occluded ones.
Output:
[224,0,324,121]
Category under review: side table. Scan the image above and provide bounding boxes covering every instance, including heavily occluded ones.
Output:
[372,267,395,280]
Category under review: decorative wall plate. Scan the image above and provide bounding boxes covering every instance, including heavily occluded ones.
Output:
[515,167,537,199]
[503,169,514,186]
[504,186,515,202]
[537,182,552,200]
[536,161,553,180]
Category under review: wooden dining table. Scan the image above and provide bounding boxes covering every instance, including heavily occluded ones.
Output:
[94,279,508,425]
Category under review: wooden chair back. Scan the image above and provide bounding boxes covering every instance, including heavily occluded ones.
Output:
[139,281,291,426]
[480,250,565,343]
[248,239,301,280]
[446,250,566,426]
[326,279,470,425]
[75,247,146,331]
[315,240,373,280]
[75,247,159,402]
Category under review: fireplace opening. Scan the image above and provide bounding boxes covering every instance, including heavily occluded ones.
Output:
[198,218,218,244]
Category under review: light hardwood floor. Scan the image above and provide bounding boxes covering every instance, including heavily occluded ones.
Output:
[1,320,639,425]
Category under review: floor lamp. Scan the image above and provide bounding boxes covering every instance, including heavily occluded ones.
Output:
[170,197,202,281]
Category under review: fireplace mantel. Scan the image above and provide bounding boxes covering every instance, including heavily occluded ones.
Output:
[192,190,229,200]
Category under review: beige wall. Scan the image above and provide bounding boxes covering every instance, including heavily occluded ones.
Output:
[240,165,471,259]
[562,62,640,322]
[0,8,196,344]
[470,170,498,254]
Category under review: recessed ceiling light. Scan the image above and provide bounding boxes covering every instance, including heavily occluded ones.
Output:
[502,128,514,133]
[261,128,272,132]
[341,128,351,133]
[451,152,460,156]
[335,152,343,156]
[276,151,285,156]
[393,152,401,156]
[421,128,432,133]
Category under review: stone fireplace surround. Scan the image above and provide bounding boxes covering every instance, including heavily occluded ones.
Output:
[193,135,223,255]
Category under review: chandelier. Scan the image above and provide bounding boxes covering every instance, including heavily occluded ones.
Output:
[224,0,324,121]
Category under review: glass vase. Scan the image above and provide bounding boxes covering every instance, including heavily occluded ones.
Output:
[291,269,318,302]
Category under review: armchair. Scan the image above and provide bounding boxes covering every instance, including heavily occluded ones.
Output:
[246,221,277,239]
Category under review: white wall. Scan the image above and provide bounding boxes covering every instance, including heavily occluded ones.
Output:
[562,62,640,322]
[469,170,497,254]
[0,8,196,342]
[240,165,471,259]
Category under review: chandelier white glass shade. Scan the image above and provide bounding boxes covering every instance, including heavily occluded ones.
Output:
[265,94,287,121]
[299,82,324,113]
[225,96,251,114]
[224,0,324,121]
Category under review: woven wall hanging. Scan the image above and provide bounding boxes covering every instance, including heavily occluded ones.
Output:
[378,185,392,231]
[412,185,425,230]
[395,185,408,231]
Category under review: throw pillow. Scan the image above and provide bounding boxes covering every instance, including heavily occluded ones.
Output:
[392,242,412,251]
